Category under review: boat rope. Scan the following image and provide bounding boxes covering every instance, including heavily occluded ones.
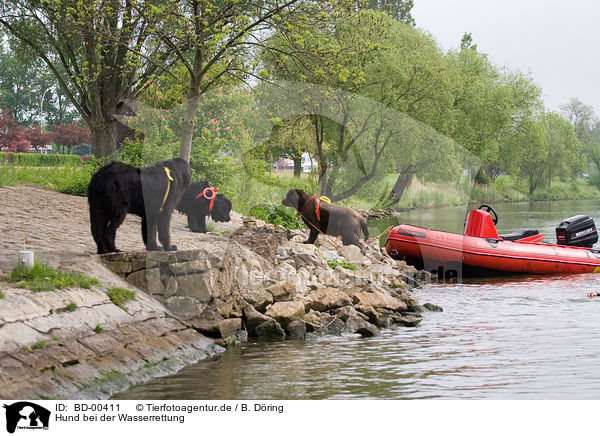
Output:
[365,226,393,244]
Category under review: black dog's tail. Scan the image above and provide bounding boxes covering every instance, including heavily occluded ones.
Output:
[360,218,369,240]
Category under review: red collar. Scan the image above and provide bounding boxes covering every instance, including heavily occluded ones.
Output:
[314,195,321,221]
[195,187,219,213]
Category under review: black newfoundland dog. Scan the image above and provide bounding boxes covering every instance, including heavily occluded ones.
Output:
[176,180,232,233]
[88,157,191,254]
[282,189,369,252]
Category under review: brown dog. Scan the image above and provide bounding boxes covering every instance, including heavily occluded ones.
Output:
[282,189,369,253]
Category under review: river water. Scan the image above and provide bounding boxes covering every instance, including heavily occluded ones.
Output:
[115,199,600,400]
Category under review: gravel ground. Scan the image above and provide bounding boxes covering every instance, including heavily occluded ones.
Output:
[0,184,244,270]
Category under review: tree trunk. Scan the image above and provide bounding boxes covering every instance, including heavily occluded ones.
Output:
[388,171,413,204]
[90,121,118,158]
[293,156,302,177]
[179,93,201,163]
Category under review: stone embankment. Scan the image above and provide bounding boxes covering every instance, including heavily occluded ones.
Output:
[0,255,223,399]
[102,221,435,343]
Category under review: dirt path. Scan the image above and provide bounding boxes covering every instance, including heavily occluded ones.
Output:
[0,185,243,270]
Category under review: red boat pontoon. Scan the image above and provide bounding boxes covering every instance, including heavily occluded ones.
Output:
[385,204,600,277]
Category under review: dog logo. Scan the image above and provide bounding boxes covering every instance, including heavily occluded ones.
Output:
[3,402,50,433]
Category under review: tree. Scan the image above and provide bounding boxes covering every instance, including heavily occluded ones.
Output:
[460,32,477,51]
[362,0,415,25]
[561,97,596,142]
[0,1,172,157]
[0,38,77,126]
[50,123,91,154]
[129,0,316,163]
[445,45,543,180]
[265,116,314,177]
[23,126,53,152]
[560,98,600,178]
[262,10,459,203]
[517,112,581,195]
[0,109,29,152]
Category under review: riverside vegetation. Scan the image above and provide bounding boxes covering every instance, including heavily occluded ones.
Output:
[2,3,600,215]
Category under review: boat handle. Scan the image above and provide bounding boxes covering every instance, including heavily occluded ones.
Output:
[485,238,500,248]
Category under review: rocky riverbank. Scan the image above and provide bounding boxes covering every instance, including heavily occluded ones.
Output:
[101,221,434,344]
[0,185,436,399]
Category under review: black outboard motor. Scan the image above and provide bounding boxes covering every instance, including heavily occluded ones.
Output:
[556,215,598,247]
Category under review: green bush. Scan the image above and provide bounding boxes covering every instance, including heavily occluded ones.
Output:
[248,201,306,229]
[118,137,176,168]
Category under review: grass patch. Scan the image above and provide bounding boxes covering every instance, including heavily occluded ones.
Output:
[0,163,95,196]
[326,258,357,271]
[65,302,78,312]
[0,290,4,299]
[32,340,47,350]
[93,324,104,334]
[1,262,100,292]
[107,287,136,308]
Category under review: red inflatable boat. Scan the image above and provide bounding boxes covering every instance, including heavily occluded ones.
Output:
[385,204,600,277]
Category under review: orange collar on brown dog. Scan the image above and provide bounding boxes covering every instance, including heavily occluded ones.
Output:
[315,196,321,221]
[313,195,331,221]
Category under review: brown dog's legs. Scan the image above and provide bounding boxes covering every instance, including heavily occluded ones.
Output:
[342,235,367,255]
[304,228,319,244]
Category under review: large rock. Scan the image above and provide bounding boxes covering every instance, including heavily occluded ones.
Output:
[242,289,273,312]
[338,245,367,266]
[423,302,443,312]
[334,305,367,322]
[396,315,422,327]
[355,323,379,337]
[304,310,324,332]
[254,319,286,339]
[307,287,352,312]
[289,245,329,270]
[168,259,213,275]
[242,303,282,337]
[352,291,408,312]
[344,313,376,334]
[190,317,242,339]
[164,296,204,319]
[354,303,380,325]
[265,301,305,328]
[176,274,213,302]
[286,320,306,339]
[266,280,293,300]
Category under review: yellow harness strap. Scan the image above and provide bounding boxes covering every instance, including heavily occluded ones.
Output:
[159,167,174,212]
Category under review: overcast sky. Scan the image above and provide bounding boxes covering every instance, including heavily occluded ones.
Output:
[412,0,600,115]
